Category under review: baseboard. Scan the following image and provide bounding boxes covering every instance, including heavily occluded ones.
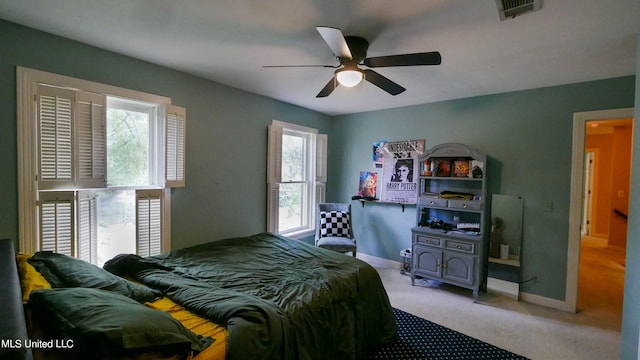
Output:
[359,252,572,312]
[518,291,571,312]
[357,252,402,269]
[487,277,519,301]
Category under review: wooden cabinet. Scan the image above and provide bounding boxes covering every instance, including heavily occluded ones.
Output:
[411,143,487,301]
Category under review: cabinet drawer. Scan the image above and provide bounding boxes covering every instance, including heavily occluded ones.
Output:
[414,234,442,247]
[421,197,448,207]
[444,239,475,254]
[447,199,482,211]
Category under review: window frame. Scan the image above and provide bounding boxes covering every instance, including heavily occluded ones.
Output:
[267,120,326,239]
[17,67,177,254]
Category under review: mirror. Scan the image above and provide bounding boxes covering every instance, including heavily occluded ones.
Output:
[487,194,523,300]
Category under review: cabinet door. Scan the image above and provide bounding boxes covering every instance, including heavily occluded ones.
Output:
[414,244,442,278]
[442,252,475,285]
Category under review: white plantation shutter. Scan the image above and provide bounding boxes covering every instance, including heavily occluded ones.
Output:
[315,183,326,206]
[136,189,163,257]
[267,183,280,232]
[166,105,186,187]
[267,123,283,232]
[315,133,327,205]
[316,134,327,183]
[37,85,107,190]
[39,191,75,256]
[77,191,98,263]
[267,123,283,183]
[38,85,74,189]
[76,92,107,188]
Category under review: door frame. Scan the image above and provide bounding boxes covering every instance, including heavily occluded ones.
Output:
[566,107,634,313]
[581,149,595,237]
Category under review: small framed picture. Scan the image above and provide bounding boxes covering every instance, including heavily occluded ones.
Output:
[453,160,470,177]
[471,160,484,178]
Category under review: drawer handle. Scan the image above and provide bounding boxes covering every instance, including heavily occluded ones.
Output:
[456,245,461,249]
[430,201,435,205]
[426,240,431,244]
[463,204,467,208]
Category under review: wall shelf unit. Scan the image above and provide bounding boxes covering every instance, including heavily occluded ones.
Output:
[352,197,411,211]
[410,143,488,302]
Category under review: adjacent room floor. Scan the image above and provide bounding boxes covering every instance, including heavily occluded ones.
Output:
[366,240,623,360]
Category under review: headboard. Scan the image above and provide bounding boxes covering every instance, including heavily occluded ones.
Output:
[0,239,33,360]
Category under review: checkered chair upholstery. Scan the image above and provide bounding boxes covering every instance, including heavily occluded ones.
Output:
[315,203,356,257]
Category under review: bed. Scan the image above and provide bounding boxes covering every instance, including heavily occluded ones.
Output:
[4,232,397,360]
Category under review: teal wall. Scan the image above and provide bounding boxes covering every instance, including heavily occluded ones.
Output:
[0,19,332,250]
[3,19,640,357]
[620,35,640,360]
[330,77,636,302]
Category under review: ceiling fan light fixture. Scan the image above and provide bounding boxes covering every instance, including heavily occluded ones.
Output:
[336,68,363,87]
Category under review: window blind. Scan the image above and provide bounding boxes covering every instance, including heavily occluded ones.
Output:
[136,189,163,257]
[39,191,75,256]
[165,105,186,187]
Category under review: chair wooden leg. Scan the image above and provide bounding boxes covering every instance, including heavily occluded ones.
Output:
[352,251,356,257]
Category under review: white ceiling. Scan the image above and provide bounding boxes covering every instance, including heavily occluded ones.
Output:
[1,0,639,116]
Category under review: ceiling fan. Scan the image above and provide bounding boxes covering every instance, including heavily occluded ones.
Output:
[264,26,441,98]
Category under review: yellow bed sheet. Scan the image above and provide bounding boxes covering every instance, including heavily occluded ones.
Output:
[147,297,227,360]
[16,253,227,360]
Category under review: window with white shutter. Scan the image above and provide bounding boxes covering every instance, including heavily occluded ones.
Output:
[18,68,183,262]
[267,120,326,238]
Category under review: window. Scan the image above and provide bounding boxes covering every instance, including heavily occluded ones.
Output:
[17,68,185,264]
[267,120,326,238]
[106,98,155,187]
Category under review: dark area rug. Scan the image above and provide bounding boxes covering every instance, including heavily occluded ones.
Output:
[366,308,528,360]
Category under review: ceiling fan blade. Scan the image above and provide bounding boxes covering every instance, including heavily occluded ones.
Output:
[364,52,442,67]
[363,69,406,95]
[262,64,337,68]
[316,26,352,59]
[316,76,337,98]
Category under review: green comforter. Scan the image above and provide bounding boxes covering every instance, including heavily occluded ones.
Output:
[104,232,397,360]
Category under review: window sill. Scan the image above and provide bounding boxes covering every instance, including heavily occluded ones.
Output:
[281,228,315,240]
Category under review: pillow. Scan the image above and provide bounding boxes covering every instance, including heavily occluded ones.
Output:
[28,288,212,357]
[28,251,161,303]
[16,253,52,303]
[319,211,351,238]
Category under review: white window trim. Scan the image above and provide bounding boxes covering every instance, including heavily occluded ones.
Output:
[267,120,326,239]
[17,67,173,254]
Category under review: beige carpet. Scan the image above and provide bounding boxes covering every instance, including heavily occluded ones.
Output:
[363,239,623,360]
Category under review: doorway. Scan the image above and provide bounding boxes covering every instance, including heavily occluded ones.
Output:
[566,108,634,314]
[580,119,631,321]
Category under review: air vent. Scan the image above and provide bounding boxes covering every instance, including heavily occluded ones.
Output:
[496,0,541,21]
